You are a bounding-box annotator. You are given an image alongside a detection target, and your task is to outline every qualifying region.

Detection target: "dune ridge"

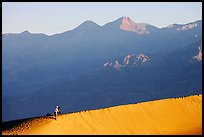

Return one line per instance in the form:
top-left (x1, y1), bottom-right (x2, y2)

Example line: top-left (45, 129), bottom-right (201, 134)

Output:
top-left (2, 94), bottom-right (202, 135)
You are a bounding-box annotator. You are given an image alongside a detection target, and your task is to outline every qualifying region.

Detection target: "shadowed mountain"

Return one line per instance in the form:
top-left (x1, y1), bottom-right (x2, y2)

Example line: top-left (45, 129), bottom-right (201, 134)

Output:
top-left (2, 17), bottom-right (202, 122)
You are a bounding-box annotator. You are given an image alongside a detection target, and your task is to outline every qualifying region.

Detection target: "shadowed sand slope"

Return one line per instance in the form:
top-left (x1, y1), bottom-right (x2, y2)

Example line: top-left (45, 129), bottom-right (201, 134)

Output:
top-left (2, 94), bottom-right (202, 135)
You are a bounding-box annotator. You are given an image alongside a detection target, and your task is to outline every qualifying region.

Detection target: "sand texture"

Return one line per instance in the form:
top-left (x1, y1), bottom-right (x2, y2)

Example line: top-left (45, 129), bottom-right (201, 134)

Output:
top-left (2, 94), bottom-right (202, 135)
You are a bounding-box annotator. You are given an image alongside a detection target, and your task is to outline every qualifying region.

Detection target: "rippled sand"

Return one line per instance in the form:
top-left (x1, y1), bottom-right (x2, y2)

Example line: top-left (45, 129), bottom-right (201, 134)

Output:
top-left (2, 94), bottom-right (202, 135)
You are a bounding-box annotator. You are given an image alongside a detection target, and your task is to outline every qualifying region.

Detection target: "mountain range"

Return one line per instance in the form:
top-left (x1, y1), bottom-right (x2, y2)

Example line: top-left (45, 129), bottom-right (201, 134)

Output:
top-left (2, 17), bottom-right (202, 122)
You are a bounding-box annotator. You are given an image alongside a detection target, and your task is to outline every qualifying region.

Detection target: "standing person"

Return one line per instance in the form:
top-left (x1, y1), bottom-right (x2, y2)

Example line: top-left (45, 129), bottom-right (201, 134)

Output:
top-left (54, 105), bottom-right (59, 120)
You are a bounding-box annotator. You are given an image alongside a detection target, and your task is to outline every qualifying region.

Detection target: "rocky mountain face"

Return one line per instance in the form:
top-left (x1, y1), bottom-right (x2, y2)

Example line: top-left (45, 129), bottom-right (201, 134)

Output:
top-left (176, 22), bottom-right (198, 31)
top-left (2, 17), bottom-right (202, 122)
top-left (192, 46), bottom-right (202, 61)
top-left (119, 17), bottom-right (149, 34)
top-left (104, 53), bottom-right (150, 70)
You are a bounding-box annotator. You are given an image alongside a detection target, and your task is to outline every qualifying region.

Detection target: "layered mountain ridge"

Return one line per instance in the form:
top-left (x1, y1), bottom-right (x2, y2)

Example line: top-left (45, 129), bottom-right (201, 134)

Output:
top-left (3, 17), bottom-right (201, 36)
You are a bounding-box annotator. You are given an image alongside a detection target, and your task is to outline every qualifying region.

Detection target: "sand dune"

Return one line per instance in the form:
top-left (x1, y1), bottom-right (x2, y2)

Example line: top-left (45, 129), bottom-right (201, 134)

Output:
top-left (2, 94), bottom-right (202, 135)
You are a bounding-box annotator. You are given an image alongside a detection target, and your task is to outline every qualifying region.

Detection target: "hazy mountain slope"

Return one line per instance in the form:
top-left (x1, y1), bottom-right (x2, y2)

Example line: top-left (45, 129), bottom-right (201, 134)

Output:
top-left (2, 17), bottom-right (202, 122)
top-left (2, 40), bottom-right (202, 122)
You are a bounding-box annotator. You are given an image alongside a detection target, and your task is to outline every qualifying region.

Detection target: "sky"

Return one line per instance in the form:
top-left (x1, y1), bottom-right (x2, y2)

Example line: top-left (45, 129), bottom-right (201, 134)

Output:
top-left (2, 2), bottom-right (202, 36)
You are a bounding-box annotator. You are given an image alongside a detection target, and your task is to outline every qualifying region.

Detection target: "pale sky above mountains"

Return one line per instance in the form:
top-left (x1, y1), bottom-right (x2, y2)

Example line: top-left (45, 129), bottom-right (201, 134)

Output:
top-left (2, 2), bottom-right (202, 35)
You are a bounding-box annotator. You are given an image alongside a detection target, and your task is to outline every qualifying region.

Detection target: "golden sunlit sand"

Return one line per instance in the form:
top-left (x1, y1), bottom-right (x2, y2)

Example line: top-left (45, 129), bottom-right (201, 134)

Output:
top-left (2, 94), bottom-right (202, 135)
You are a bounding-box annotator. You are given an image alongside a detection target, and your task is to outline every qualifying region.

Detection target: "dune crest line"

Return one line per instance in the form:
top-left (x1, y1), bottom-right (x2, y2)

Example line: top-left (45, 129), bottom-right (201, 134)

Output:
top-left (2, 94), bottom-right (202, 135)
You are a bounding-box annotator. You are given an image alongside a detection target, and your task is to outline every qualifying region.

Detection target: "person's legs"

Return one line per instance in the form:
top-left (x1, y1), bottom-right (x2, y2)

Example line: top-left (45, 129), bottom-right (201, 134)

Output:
top-left (54, 112), bottom-right (57, 120)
